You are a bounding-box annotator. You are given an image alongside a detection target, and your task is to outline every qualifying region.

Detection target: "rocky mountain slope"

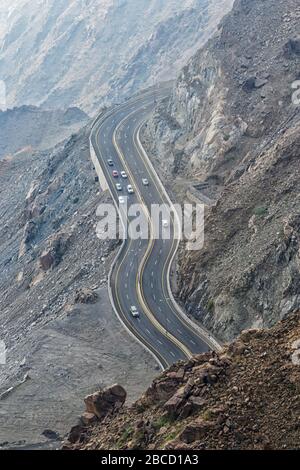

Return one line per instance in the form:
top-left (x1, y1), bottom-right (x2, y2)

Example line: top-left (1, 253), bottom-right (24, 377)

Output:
top-left (0, 105), bottom-right (89, 159)
top-left (0, 119), bottom-right (158, 449)
top-left (142, 0), bottom-right (300, 341)
top-left (0, 0), bottom-right (233, 113)
top-left (64, 311), bottom-right (300, 450)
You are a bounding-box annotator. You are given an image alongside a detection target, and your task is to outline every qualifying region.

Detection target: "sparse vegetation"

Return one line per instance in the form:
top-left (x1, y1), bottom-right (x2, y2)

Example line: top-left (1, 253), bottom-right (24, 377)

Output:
top-left (153, 414), bottom-right (172, 430)
top-left (253, 206), bottom-right (268, 217)
top-left (207, 299), bottom-right (215, 312)
top-left (116, 424), bottom-right (134, 448)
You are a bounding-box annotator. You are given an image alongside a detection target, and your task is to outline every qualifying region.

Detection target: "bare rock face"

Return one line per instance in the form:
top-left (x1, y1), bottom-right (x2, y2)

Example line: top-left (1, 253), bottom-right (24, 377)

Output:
top-left (84, 384), bottom-right (127, 421)
top-left (142, 0), bottom-right (300, 342)
top-left (65, 311), bottom-right (300, 450)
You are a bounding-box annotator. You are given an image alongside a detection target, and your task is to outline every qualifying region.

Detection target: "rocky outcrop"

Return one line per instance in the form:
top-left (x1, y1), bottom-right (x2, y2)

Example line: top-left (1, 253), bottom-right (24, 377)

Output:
top-left (74, 288), bottom-right (98, 304)
top-left (64, 384), bottom-right (127, 447)
top-left (0, 0), bottom-right (233, 113)
top-left (65, 311), bottom-right (300, 450)
top-left (142, 0), bottom-right (300, 341)
top-left (84, 384), bottom-right (127, 421)
top-left (39, 232), bottom-right (71, 272)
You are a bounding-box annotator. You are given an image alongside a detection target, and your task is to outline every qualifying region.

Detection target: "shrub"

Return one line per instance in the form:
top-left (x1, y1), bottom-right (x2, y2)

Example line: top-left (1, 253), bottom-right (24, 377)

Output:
top-left (253, 206), bottom-right (268, 217)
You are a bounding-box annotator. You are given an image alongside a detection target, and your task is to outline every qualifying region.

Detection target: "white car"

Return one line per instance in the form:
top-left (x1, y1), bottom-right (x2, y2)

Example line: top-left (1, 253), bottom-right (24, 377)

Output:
top-left (130, 306), bottom-right (139, 318)
top-left (162, 219), bottom-right (169, 228)
top-left (118, 196), bottom-right (125, 204)
top-left (142, 178), bottom-right (149, 186)
top-left (127, 184), bottom-right (134, 194)
top-left (121, 171), bottom-right (128, 179)
top-left (116, 183), bottom-right (122, 191)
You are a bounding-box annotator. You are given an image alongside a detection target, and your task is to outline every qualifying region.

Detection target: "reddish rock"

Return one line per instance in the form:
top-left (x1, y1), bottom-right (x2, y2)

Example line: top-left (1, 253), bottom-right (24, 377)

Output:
top-left (179, 419), bottom-right (215, 444)
top-left (84, 384), bottom-right (126, 420)
top-left (166, 368), bottom-right (185, 380)
top-left (81, 412), bottom-right (98, 426)
top-left (189, 396), bottom-right (206, 411)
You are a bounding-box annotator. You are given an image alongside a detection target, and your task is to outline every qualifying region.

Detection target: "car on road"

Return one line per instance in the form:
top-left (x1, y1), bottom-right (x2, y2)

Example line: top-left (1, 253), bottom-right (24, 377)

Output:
top-left (130, 306), bottom-right (139, 318)
top-left (118, 196), bottom-right (125, 204)
top-left (112, 170), bottom-right (119, 178)
top-left (116, 183), bottom-right (122, 191)
top-left (162, 219), bottom-right (169, 228)
top-left (120, 171), bottom-right (128, 179)
top-left (107, 159), bottom-right (114, 166)
top-left (142, 178), bottom-right (149, 186)
top-left (127, 184), bottom-right (134, 194)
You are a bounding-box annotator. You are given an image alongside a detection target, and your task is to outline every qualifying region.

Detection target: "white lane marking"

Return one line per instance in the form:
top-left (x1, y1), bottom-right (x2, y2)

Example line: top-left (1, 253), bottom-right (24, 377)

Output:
top-left (146, 329), bottom-right (151, 336)
top-left (151, 271), bottom-right (154, 277)
top-left (153, 294), bottom-right (156, 301)
top-left (126, 294), bottom-right (129, 299)
top-left (157, 340), bottom-right (163, 346)
top-left (170, 351), bottom-right (175, 358)
top-left (177, 329), bottom-right (183, 335)
top-left (125, 283), bottom-right (127, 288)
top-left (190, 340), bottom-right (196, 346)
top-left (126, 272), bottom-right (129, 277)
top-left (155, 259), bottom-right (158, 265)
top-left (151, 283), bottom-right (153, 289)
top-left (167, 318), bottom-right (171, 324)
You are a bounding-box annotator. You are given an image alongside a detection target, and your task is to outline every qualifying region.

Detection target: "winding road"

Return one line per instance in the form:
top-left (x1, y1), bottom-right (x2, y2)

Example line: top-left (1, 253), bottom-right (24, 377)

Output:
top-left (90, 88), bottom-right (221, 369)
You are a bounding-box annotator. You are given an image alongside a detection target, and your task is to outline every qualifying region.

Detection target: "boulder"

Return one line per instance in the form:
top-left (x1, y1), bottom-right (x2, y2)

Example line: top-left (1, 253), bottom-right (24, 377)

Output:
top-left (284, 38), bottom-right (300, 57)
top-left (42, 429), bottom-right (60, 440)
top-left (68, 424), bottom-right (85, 444)
top-left (188, 396), bottom-right (206, 412)
top-left (242, 76), bottom-right (256, 92)
top-left (39, 252), bottom-right (55, 271)
top-left (179, 419), bottom-right (215, 444)
top-left (74, 287), bottom-right (98, 304)
top-left (84, 384), bottom-right (126, 420)
top-left (163, 392), bottom-right (186, 417)
top-left (39, 231), bottom-right (71, 271)
top-left (81, 412), bottom-right (98, 426)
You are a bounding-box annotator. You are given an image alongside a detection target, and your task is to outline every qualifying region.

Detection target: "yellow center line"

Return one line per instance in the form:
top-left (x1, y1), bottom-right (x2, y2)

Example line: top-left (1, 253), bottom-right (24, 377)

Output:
top-left (93, 105), bottom-right (170, 368)
top-left (133, 123), bottom-right (212, 345)
top-left (112, 105), bottom-right (193, 359)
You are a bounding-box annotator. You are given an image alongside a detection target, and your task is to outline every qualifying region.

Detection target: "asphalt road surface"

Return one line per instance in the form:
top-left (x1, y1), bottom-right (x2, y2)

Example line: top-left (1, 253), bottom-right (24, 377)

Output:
top-left (91, 88), bottom-right (216, 369)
